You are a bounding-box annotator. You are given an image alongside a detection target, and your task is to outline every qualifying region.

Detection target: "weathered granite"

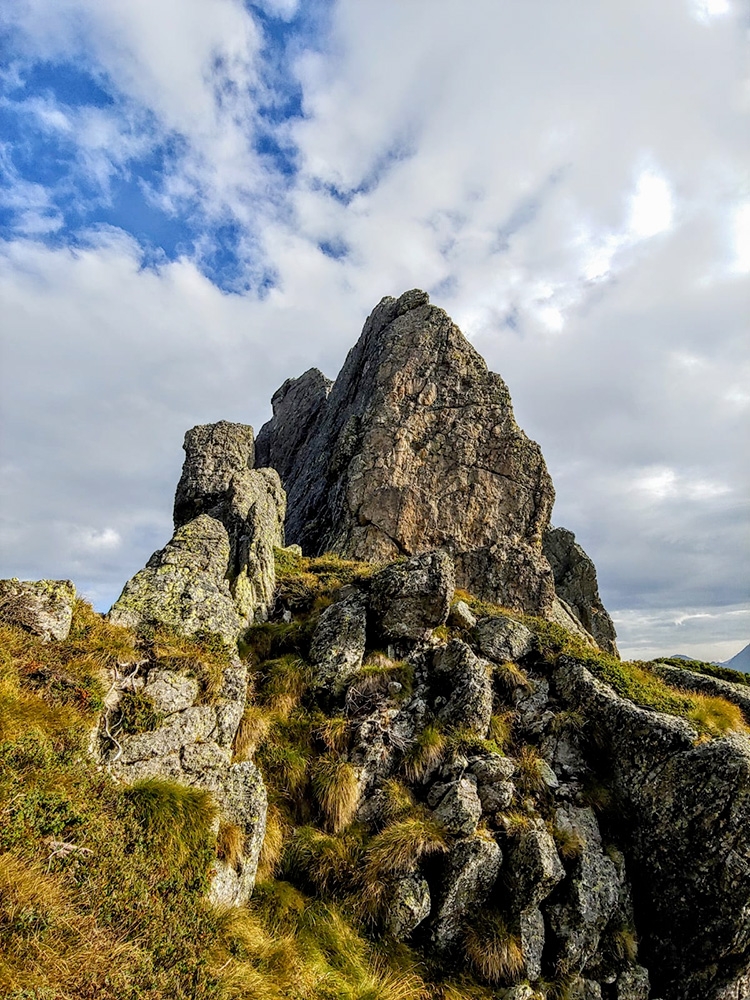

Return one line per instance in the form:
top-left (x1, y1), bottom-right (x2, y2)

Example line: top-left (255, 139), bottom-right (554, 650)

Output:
top-left (0, 578), bottom-right (76, 641)
top-left (108, 515), bottom-right (244, 644)
top-left (544, 527), bottom-right (618, 656)
top-left (258, 289), bottom-right (557, 616)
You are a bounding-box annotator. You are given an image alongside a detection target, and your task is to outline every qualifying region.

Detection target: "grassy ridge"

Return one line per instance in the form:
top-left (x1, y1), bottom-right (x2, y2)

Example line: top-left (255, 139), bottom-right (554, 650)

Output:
top-left (1, 556), bottom-right (746, 998)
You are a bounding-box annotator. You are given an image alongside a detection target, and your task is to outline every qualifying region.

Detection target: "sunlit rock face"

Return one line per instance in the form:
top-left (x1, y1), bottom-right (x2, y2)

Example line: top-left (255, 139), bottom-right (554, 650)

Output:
top-left (257, 288), bottom-right (614, 648)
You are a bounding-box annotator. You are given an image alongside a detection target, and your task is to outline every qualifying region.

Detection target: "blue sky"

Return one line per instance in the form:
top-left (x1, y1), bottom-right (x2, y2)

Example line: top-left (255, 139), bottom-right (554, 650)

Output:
top-left (1, 0), bottom-right (748, 659)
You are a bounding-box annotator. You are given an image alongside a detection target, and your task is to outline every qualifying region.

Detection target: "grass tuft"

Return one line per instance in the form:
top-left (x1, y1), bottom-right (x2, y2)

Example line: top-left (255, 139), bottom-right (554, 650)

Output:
top-left (217, 820), bottom-right (245, 870)
top-left (311, 753), bottom-right (361, 833)
top-left (463, 912), bottom-right (524, 984)
top-left (403, 725), bottom-right (445, 782)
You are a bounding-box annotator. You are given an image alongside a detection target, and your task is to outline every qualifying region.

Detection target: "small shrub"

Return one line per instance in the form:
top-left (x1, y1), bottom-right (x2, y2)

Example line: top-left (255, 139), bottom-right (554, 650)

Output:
top-left (122, 777), bottom-right (217, 868)
top-left (552, 821), bottom-right (584, 861)
top-left (513, 746), bottom-right (547, 796)
top-left (281, 826), bottom-right (363, 896)
top-left (316, 715), bottom-right (351, 753)
top-left (687, 693), bottom-right (746, 737)
top-left (116, 689), bottom-right (162, 734)
top-left (487, 712), bottom-right (514, 751)
top-left (256, 802), bottom-right (289, 880)
top-left (234, 704), bottom-right (272, 761)
top-left (363, 814), bottom-right (449, 881)
top-left (258, 656), bottom-right (309, 717)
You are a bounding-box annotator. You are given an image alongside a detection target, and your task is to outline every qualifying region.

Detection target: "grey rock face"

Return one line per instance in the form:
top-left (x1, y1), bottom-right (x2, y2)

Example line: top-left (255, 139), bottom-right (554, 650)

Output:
top-left (387, 873), bottom-right (431, 938)
top-left (173, 421), bottom-right (255, 528)
top-left (474, 614), bottom-right (535, 664)
top-left (433, 640), bottom-right (493, 736)
top-left (505, 820), bottom-right (565, 911)
top-left (174, 421), bottom-right (285, 624)
top-left (544, 527), bottom-right (618, 656)
top-left (0, 578), bottom-right (76, 641)
top-left (430, 777), bottom-right (482, 836)
top-left (546, 805), bottom-right (621, 973)
top-left (258, 289), bottom-right (557, 616)
top-left (309, 591), bottom-right (368, 693)
top-left (102, 651), bottom-right (266, 906)
top-left (369, 549), bottom-right (454, 641)
top-left (255, 368), bottom-right (333, 484)
top-left (555, 657), bottom-right (750, 999)
top-left (431, 834), bottom-right (502, 951)
top-left (209, 760), bottom-right (268, 907)
top-left (108, 515), bottom-right (244, 644)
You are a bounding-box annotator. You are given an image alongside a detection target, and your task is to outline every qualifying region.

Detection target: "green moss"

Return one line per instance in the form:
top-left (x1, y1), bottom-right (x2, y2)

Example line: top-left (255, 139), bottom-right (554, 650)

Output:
top-left (117, 689), bottom-right (163, 735)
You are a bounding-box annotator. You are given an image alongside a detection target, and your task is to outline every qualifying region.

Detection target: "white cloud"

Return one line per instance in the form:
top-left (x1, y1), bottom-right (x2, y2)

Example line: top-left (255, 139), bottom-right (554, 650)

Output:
top-left (1, 0), bottom-right (748, 659)
top-left (628, 168), bottom-right (675, 239)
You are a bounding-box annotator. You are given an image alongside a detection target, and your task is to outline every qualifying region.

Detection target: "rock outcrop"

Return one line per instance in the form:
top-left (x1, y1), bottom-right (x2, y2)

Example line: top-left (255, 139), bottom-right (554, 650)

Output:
top-left (257, 289), bottom-right (558, 617)
top-left (544, 527), bottom-right (618, 656)
top-left (0, 578), bottom-right (76, 641)
top-left (555, 657), bottom-right (750, 999)
top-left (174, 421), bottom-right (285, 624)
top-left (104, 420), bottom-right (287, 906)
top-left (111, 421), bottom-right (286, 639)
top-left (108, 514), bottom-right (245, 644)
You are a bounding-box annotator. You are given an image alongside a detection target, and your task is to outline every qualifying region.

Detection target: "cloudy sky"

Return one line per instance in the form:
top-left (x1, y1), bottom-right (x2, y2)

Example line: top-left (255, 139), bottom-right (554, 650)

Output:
top-left (1, 0), bottom-right (748, 661)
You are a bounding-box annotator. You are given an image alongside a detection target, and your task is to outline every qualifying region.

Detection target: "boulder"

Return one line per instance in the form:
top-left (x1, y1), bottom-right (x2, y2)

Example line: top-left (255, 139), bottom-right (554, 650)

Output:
top-left (369, 549), bottom-right (454, 641)
top-left (430, 777), bottom-right (483, 836)
top-left (430, 834), bottom-right (503, 951)
top-left (309, 591), bottom-right (367, 693)
top-left (448, 599), bottom-right (477, 630)
top-left (543, 527), bottom-right (618, 656)
top-left (257, 289), bottom-right (557, 616)
top-left (387, 873), bottom-right (431, 939)
top-left (108, 514), bottom-right (244, 644)
top-left (433, 640), bottom-right (493, 736)
top-left (474, 615), bottom-right (535, 664)
top-left (505, 820), bottom-right (565, 911)
top-left (0, 578), bottom-right (76, 641)
top-left (173, 420), bottom-right (255, 527)
top-left (546, 805), bottom-right (622, 973)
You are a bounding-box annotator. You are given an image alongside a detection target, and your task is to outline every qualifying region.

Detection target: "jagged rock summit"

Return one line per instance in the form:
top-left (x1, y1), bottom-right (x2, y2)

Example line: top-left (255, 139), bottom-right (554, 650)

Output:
top-left (257, 289), bottom-right (617, 653)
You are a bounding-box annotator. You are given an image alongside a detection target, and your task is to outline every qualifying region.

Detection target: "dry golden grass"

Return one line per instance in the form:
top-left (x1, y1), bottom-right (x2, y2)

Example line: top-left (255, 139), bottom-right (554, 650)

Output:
top-left (686, 692), bottom-right (747, 737)
top-left (256, 802), bottom-right (290, 881)
top-left (464, 913), bottom-right (524, 984)
top-left (403, 725), bottom-right (445, 782)
top-left (363, 814), bottom-right (449, 882)
top-left (311, 754), bottom-right (361, 833)
top-left (0, 853), bottom-right (137, 999)
top-left (234, 703), bottom-right (273, 761)
top-left (217, 820), bottom-right (246, 870)
top-left (316, 714), bottom-right (351, 753)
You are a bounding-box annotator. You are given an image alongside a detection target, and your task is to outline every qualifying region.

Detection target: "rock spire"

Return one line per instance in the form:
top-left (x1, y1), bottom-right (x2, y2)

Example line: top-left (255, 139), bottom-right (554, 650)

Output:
top-left (257, 288), bottom-right (616, 647)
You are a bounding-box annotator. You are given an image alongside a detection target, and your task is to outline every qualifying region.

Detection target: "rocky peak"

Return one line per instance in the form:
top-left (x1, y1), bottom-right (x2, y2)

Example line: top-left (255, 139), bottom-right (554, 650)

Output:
top-left (257, 289), bottom-right (616, 649)
top-left (258, 288), bottom-right (558, 618)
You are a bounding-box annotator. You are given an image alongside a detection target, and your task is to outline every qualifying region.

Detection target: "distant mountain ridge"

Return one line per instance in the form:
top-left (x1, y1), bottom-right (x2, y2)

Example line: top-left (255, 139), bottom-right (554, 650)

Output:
top-left (669, 643), bottom-right (750, 675)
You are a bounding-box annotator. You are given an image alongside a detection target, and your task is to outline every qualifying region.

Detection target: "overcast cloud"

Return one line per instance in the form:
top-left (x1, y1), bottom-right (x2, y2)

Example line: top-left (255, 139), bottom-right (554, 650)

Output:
top-left (1, 0), bottom-right (748, 661)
